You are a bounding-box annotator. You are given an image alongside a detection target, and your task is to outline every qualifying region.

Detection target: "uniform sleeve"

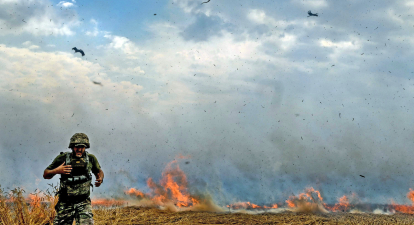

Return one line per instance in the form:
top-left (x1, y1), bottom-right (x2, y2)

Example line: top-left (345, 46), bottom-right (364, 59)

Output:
top-left (46, 154), bottom-right (65, 170)
top-left (89, 154), bottom-right (102, 174)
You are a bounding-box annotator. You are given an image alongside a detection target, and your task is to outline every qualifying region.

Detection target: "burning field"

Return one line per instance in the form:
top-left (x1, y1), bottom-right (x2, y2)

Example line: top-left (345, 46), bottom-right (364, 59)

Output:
top-left (4, 158), bottom-right (414, 224)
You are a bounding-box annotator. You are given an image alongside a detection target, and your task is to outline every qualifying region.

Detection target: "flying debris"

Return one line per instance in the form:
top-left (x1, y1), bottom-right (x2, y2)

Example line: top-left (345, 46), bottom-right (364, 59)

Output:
top-left (307, 10), bottom-right (318, 17)
top-left (92, 81), bottom-right (103, 86)
top-left (360, 175), bottom-right (365, 178)
top-left (72, 47), bottom-right (85, 56)
top-left (201, 0), bottom-right (210, 4)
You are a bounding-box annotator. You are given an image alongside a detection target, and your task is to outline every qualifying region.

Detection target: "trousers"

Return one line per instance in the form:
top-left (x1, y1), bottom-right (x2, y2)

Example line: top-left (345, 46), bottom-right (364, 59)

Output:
top-left (53, 197), bottom-right (94, 225)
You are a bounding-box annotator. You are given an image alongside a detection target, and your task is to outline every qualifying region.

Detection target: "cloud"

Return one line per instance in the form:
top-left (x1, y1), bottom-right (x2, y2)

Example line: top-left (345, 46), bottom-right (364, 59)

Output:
top-left (103, 34), bottom-right (147, 57)
top-left (85, 19), bottom-right (100, 36)
top-left (0, 45), bottom-right (146, 106)
top-left (22, 41), bottom-right (40, 49)
top-left (291, 0), bottom-right (328, 9)
top-left (57, 1), bottom-right (75, 8)
top-left (0, 0), bottom-right (79, 36)
top-left (22, 41), bottom-right (32, 46)
top-left (247, 9), bottom-right (274, 25)
top-left (28, 45), bottom-right (40, 50)
top-left (90, 18), bottom-right (98, 25)
top-left (319, 39), bottom-right (358, 49)
top-left (0, 44), bottom-right (158, 192)
top-left (180, 14), bottom-right (229, 42)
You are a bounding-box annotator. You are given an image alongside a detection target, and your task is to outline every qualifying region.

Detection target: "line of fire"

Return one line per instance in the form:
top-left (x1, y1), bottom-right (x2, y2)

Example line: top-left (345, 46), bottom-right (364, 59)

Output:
top-left (43, 158), bottom-right (414, 214)
top-left (5, 157), bottom-right (414, 217)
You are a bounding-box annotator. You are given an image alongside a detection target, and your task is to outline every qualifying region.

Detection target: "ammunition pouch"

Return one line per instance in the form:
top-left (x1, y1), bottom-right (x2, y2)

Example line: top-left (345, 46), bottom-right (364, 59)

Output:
top-left (58, 152), bottom-right (93, 202)
top-left (59, 175), bottom-right (92, 201)
top-left (65, 174), bottom-right (92, 184)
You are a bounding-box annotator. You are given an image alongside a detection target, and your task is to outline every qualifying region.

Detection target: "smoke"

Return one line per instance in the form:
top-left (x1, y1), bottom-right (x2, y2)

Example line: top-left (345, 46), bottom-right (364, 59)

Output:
top-left (373, 208), bottom-right (393, 215)
top-left (2, 0), bottom-right (414, 210)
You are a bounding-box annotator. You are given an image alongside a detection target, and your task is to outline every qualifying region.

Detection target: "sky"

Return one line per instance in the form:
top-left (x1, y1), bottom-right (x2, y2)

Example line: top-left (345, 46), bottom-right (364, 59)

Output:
top-left (1, 0), bottom-right (414, 206)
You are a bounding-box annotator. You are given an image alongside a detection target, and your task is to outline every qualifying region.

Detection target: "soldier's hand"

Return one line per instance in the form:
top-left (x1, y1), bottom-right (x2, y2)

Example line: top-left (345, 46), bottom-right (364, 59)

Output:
top-left (95, 176), bottom-right (103, 187)
top-left (55, 162), bottom-right (72, 175)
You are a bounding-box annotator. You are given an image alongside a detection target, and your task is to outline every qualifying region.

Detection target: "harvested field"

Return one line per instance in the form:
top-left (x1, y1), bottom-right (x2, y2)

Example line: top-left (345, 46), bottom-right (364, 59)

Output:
top-left (93, 206), bottom-right (414, 225)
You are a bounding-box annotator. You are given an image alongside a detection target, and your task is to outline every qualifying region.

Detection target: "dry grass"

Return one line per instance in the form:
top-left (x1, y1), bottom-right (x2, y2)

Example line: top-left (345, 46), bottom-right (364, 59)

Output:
top-left (2, 186), bottom-right (414, 225)
top-left (0, 185), bottom-right (58, 225)
top-left (93, 206), bottom-right (414, 225)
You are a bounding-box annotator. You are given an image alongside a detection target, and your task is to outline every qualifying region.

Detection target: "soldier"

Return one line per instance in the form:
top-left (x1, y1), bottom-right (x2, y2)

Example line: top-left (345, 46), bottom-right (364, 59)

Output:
top-left (43, 133), bottom-right (104, 225)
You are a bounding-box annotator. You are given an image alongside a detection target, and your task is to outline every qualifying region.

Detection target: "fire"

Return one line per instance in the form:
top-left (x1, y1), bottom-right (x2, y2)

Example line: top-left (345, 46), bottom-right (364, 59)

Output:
top-left (227, 202), bottom-right (261, 209)
top-left (286, 187), bottom-right (324, 208)
top-left (392, 189), bottom-right (414, 214)
top-left (125, 188), bottom-right (146, 198)
top-left (327, 195), bottom-right (350, 212)
top-left (264, 204), bottom-right (279, 209)
top-left (392, 204), bottom-right (414, 214)
top-left (286, 187), bottom-right (328, 213)
top-left (407, 188), bottom-right (414, 202)
top-left (91, 198), bottom-right (126, 207)
top-left (27, 194), bottom-right (43, 208)
top-left (326, 193), bottom-right (359, 212)
top-left (126, 159), bottom-right (199, 207)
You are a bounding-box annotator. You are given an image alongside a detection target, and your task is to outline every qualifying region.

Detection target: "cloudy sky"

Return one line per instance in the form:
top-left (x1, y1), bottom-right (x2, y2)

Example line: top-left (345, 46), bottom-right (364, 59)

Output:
top-left (1, 0), bottom-right (414, 205)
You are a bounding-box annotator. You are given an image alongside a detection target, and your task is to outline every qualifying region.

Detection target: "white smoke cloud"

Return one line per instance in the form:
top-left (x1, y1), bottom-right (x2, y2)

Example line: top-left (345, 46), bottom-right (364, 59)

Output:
top-left (2, 0), bottom-right (414, 206)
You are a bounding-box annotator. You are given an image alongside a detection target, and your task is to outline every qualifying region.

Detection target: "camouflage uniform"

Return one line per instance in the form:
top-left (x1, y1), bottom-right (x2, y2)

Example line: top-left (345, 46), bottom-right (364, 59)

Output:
top-left (54, 198), bottom-right (94, 225)
top-left (46, 133), bottom-right (102, 225)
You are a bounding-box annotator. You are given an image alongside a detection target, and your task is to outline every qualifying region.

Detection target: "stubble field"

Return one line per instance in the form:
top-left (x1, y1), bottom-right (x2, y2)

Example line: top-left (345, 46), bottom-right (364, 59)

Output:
top-left (93, 206), bottom-right (414, 225)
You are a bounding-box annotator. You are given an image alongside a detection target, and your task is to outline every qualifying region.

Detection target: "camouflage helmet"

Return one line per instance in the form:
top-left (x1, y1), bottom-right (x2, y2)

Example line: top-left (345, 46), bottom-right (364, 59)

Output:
top-left (68, 133), bottom-right (90, 149)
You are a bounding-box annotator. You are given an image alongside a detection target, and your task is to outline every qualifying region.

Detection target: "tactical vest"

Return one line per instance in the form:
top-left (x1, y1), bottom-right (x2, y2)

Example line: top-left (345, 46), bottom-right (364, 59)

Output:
top-left (58, 151), bottom-right (93, 202)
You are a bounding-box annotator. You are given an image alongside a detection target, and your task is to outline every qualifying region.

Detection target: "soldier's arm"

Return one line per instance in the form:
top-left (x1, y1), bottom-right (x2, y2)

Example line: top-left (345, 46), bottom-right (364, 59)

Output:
top-left (93, 169), bottom-right (104, 187)
top-left (43, 162), bottom-right (72, 179)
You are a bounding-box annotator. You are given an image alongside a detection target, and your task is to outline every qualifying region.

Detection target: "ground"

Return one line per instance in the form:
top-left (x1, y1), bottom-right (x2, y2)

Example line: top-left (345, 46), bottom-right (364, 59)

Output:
top-left (92, 206), bottom-right (414, 225)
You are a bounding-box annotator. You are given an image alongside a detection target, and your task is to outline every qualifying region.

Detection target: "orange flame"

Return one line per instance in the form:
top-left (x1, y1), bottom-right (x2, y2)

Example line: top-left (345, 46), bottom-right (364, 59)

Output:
top-left (125, 188), bottom-right (146, 198)
top-left (392, 189), bottom-right (414, 214)
top-left (227, 202), bottom-right (260, 209)
top-left (27, 194), bottom-right (43, 208)
top-left (327, 195), bottom-right (350, 212)
top-left (407, 188), bottom-right (414, 203)
top-left (286, 187), bottom-right (324, 208)
top-left (285, 187), bottom-right (328, 213)
top-left (126, 158), bottom-right (198, 207)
